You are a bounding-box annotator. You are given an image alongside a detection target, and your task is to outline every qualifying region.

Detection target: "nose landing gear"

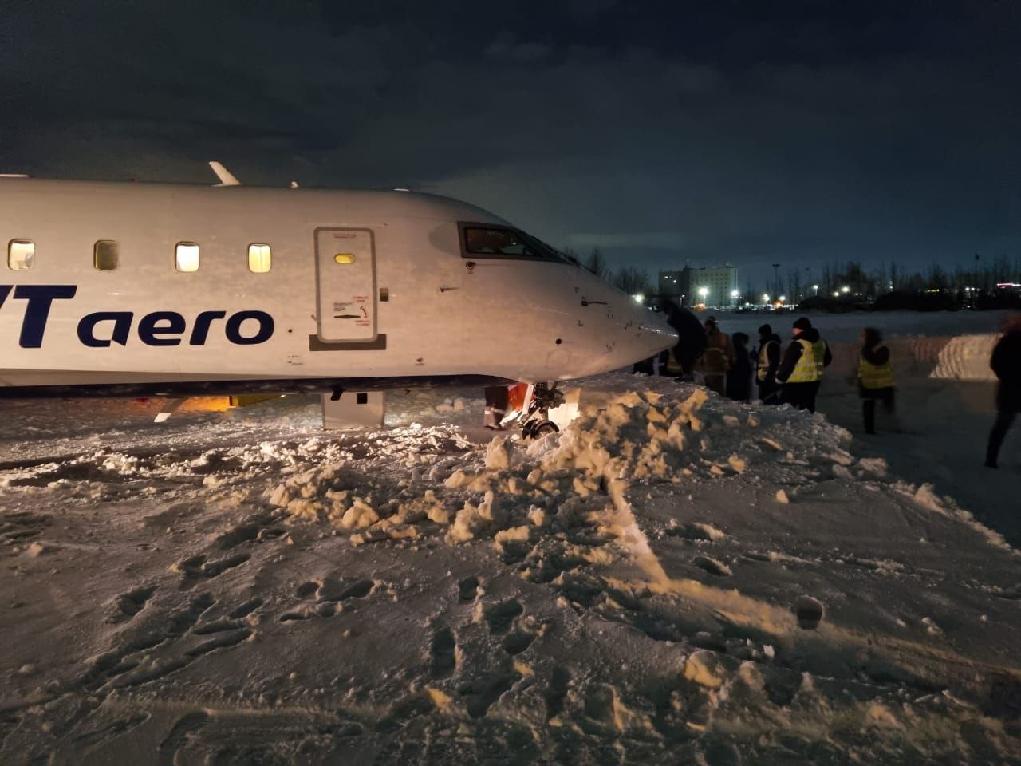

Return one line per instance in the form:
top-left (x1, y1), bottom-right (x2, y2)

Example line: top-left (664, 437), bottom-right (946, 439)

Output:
top-left (520, 382), bottom-right (563, 440)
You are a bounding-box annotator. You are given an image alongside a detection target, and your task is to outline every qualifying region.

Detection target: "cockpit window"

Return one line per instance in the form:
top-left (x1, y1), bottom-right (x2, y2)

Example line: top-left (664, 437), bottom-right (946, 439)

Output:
top-left (460, 224), bottom-right (567, 263)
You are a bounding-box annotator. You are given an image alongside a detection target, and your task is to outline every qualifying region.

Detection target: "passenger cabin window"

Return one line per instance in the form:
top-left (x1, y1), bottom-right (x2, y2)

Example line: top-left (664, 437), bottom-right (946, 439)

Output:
top-left (175, 242), bottom-right (200, 272)
top-left (94, 240), bottom-right (119, 270)
top-left (461, 225), bottom-right (564, 262)
top-left (248, 243), bottom-right (271, 273)
top-left (8, 240), bottom-right (34, 270)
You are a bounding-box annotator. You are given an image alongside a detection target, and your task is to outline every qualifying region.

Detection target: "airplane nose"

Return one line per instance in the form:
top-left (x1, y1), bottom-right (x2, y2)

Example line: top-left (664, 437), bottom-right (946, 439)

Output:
top-left (620, 299), bottom-right (677, 363)
top-left (636, 310), bottom-right (678, 354)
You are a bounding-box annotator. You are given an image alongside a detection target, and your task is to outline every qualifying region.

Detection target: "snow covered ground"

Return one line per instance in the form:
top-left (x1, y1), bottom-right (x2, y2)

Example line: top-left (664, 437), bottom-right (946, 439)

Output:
top-left (1, 314), bottom-right (1019, 764)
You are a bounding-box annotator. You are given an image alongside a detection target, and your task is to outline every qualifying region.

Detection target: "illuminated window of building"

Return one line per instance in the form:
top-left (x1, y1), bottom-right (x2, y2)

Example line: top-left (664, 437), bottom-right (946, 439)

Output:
top-left (8, 240), bottom-right (34, 270)
top-left (93, 240), bottom-right (119, 270)
top-left (175, 242), bottom-right (200, 272)
top-left (248, 243), bottom-right (271, 273)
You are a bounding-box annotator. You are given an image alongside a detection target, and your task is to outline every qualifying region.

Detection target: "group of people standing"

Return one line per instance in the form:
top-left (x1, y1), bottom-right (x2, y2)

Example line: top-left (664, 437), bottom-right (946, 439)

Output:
top-left (648, 302), bottom-right (1021, 468)
top-left (648, 305), bottom-right (894, 427)
top-left (693, 315), bottom-right (837, 415)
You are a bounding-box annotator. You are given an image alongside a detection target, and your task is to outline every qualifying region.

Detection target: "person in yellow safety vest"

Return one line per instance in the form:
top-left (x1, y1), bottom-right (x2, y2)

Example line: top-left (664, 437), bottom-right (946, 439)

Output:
top-left (857, 327), bottom-right (896, 434)
top-left (776, 317), bottom-right (831, 412)
top-left (697, 316), bottom-right (735, 396)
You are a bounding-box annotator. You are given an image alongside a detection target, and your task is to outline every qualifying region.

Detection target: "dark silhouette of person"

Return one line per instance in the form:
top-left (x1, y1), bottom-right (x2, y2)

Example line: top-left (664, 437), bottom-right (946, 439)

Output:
top-left (754, 323), bottom-right (781, 404)
top-left (985, 316), bottom-right (1021, 468)
top-left (655, 298), bottom-right (707, 380)
top-left (726, 332), bottom-right (752, 401)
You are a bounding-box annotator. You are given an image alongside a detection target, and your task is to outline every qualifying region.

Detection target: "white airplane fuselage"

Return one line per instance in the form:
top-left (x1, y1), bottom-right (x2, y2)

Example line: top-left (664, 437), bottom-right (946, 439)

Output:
top-left (0, 178), bottom-right (675, 396)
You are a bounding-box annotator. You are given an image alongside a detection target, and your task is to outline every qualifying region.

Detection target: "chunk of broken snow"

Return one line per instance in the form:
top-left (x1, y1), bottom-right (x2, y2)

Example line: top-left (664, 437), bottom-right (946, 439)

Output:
top-left (683, 650), bottom-right (725, 688)
top-left (857, 457), bottom-right (888, 476)
top-left (337, 499), bottom-right (379, 529)
top-left (493, 525), bottom-right (531, 551)
top-left (426, 687), bottom-right (456, 712)
top-left (864, 703), bottom-right (903, 729)
top-left (727, 454), bottom-right (747, 473)
top-left (444, 470), bottom-right (469, 489)
top-left (426, 505), bottom-right (450, 525)
top-left (268, 484), bottom-right (290, 508)
top-left (921, 617), bottom-right (943, 636)
top-left (832, 464), bottom-right (853, 479)
top-left (827, 449), bottom-right (855, 466)
top-left (485, 436), bottom-right (513, 471)
top-left (447, 491), bottom-right (499, 543)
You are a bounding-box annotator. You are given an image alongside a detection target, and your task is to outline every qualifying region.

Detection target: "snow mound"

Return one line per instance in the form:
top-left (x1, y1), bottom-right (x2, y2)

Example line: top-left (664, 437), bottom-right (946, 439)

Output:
top-left (269, 382), bottom-right (858, 579)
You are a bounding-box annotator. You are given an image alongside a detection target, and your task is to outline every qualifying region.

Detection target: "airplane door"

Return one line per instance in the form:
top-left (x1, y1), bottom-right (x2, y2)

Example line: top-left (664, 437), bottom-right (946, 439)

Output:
top-left (314, 228), bottom-right (377, 342)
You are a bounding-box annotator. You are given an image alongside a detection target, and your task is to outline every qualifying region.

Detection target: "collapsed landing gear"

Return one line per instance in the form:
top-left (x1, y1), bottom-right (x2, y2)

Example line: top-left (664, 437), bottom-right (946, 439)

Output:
top-left (520, 382), bottom-right (563, 440)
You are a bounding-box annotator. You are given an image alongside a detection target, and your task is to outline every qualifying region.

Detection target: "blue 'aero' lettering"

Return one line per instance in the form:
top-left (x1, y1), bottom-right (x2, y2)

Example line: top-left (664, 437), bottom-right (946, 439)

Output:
top-left (0, 285), bottom-right (274, 349)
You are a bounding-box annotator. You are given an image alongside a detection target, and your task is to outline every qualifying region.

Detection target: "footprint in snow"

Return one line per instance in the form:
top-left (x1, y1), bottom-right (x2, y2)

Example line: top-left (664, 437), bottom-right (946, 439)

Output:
top-left (458, 576), bottom-right (480, 602)
top-left (429, 626), bottom-right (457, 678)
top-left (109, 584), bottom-right (157, 622)
top-left (483, 599), bottom-right (523, 635)
top-left (794, 596), bottom-right (824, 630)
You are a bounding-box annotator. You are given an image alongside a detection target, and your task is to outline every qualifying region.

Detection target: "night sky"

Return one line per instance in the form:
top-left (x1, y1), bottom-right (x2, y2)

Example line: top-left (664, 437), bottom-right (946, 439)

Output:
top-left (2, 1), bottom-right (1019, 285)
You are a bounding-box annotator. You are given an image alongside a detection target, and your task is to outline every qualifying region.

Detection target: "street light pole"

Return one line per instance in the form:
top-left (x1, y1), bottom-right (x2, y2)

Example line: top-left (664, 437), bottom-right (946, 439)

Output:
top-left (772, 263), bottom-right (780, 299)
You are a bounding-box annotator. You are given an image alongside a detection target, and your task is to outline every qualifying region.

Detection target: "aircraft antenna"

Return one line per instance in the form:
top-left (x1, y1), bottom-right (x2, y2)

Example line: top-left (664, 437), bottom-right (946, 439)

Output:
top-left (208, 161), bottom-right (241, 187)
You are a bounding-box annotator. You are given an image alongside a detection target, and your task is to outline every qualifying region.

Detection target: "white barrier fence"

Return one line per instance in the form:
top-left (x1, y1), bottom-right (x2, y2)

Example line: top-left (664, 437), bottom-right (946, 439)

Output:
top-left (823, 334), bottom-right (998, 382)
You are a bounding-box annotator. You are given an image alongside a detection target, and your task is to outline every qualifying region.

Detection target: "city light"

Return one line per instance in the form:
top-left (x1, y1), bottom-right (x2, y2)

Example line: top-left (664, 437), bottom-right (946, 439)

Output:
top-left (832, 291), bottom-right (840, 298)
top-left (698, 286), bottom-right (709, 298)
top-left (840, 285), bottom-right (851, 294)
top-left (632, 293), bottom-right (645, 304)
top-left (730, 289), bottom-right (739, 298)
top-left (778, 295), bottom-right (786, 302)
top-left (762, 293), bottom-right (770, 302)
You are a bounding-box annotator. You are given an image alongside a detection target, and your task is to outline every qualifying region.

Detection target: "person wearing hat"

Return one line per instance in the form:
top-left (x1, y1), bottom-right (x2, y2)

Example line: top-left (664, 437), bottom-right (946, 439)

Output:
top-left (754, 323), bottom-right (782, 404)
top-left (654, 298), bottom-right (707, 380)
top-left (697, 316), bottom-right (734, 395)
top-left (776, 317), bottom-right (831, 412)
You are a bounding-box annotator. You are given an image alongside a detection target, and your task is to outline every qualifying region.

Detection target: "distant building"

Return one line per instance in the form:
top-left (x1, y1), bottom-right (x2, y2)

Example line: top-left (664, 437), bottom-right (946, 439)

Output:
top-left (658, 265), bottom-right (739, 307)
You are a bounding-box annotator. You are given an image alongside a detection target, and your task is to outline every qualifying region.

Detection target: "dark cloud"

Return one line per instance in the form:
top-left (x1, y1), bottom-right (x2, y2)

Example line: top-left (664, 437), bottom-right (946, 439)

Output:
top-left (2, 1), bottom-right (1020, 284)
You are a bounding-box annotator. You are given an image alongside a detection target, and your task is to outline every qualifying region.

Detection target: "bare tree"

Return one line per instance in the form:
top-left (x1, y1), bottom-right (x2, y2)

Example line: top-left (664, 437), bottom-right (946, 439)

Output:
top-left (611, 266), bottom-right (651, 295)
top-left (585, 247), bottom-right (609, 278)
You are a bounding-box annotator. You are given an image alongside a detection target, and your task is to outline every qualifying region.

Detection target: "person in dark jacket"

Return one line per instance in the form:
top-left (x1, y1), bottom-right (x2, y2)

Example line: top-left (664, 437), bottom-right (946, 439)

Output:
top-left (985, 316), bottom-right (1021, 468)
top-left (753, 324), bottom-right (781, 404)
top-left (857, 327), bottom-right (896, 434)
top-left (699, 317), bottom-right (735, 395)
top-left (657, 299), bottom-right (707, 380)
top-left (776, 317), bottom-right (831, 412)
top-left (726, 332), bottom-right (752, 401)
